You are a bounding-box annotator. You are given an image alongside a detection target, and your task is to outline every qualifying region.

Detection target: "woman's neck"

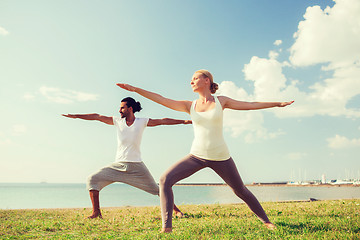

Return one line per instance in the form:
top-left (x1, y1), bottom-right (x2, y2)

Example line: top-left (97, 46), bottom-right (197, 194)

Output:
top-left (198, 91), bottom-right (214, 103)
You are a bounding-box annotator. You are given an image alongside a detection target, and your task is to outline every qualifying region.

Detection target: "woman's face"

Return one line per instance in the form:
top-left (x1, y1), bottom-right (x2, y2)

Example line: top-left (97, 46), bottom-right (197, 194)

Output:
top-left (191, 72), bottom-right (208, 92)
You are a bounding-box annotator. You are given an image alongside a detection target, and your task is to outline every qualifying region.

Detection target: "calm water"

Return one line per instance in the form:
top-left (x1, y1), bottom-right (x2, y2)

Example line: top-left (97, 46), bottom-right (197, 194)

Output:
top-left (1, 183), bottom-right (360, 209)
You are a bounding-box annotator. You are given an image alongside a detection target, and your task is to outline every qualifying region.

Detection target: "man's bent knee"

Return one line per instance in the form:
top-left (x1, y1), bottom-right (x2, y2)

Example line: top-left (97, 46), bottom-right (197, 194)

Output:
top-left (86, 175), bottom-right (100, 191)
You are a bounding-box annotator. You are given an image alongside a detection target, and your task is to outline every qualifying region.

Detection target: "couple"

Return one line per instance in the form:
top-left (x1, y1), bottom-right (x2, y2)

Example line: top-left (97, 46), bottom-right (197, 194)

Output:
top-left (64, 69), bottom-right (293, 233)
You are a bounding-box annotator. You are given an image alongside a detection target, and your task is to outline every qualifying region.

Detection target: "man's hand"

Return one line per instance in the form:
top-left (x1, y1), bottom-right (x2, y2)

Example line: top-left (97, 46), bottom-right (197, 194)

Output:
top-left (62, 114), bottom-right (77, 119)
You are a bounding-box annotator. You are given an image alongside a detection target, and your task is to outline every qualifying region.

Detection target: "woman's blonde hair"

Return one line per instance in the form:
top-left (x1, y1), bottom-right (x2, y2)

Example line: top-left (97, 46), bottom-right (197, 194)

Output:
top-left (195, 69), bottom-right (219, 94)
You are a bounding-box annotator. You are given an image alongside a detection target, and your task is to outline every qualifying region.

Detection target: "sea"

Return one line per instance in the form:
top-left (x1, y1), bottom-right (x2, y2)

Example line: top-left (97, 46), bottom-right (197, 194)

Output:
top-left (1, 183), bottom-right (360, 210)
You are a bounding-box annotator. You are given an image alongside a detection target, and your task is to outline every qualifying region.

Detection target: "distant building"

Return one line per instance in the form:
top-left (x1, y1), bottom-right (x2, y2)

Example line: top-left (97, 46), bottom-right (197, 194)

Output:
top-left (321, 174), bottom-right (326, 184)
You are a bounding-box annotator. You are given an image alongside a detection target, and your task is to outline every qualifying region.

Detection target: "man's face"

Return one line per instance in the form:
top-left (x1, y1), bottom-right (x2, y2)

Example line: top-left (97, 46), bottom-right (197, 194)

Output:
top-left (119, 102), bottom-right (131, 118)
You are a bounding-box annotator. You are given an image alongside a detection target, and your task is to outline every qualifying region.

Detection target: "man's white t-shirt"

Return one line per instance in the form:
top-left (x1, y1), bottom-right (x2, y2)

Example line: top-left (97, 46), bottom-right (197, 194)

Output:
top-left (112, 116), bottom-right (149, 162)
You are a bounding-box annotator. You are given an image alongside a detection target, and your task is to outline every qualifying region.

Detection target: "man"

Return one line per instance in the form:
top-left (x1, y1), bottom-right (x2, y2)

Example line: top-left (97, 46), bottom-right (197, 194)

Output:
top-left (63, 97), bottom-right (190, 218)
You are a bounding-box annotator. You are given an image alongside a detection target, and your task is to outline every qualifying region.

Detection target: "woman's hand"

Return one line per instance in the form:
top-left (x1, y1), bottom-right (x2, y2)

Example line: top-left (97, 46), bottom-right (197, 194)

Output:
top-left (278, 101), bottom-right (294, 107)
top-left (116, 83), bottom-right (136, 92)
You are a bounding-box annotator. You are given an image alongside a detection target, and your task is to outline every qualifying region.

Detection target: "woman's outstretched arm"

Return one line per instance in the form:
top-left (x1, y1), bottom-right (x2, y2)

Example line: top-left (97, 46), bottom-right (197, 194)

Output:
top-left (219, 96), bottom-right (294, 110)
top-left (117, 83), bottom-right (192, 114)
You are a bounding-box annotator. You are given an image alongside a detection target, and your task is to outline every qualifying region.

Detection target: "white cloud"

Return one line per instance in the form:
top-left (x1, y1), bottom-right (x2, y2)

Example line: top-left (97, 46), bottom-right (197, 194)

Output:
top-left (273, 40), bottom-right (282, 46)
top-left (39, 86), bottom-right (98, 104)
top-left (239, 54), bottom-right (360, 119)
top-left (240, 55), bottom-right (307, 119)
top-left (327, 134), bottom-right (360, 149)
top-left (268, 50), bottom-right (279, 59)
top-left (23, 93), bottom-right (35, 100)
top-left (218, 81), bottom-right (285, 142)
top-left (243, 56), bottom-right (288, 100)
top-left (215, 0), bottom-right (360, 140)
top-left (12, 124), bottom-right (27, 135)
top-left (290, 0), bottom-right (360, 118)
top-left (222, 0), bottom-right (360, 119)
top-left (290, 0), bottom-right (360, 68)
top-left (308, 66), bottom-right (360, 118)
top-left (0, 131), bottom-right (11, 145)
top-left (0, 139), bottom-right (12, 145)
top-left (217, 81), bottom-right (250, 101)
top-left (0, 26), bottom-right (9, 36)
top-left (223, 108), bottom-right (285, 142)
top-left (286, 152), bottom-right (307, 160)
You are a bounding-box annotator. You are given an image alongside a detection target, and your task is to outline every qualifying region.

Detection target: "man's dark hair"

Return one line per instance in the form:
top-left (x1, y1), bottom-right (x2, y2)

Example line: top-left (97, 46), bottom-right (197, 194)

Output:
top-left (121, 97), bottom-right (142, 113)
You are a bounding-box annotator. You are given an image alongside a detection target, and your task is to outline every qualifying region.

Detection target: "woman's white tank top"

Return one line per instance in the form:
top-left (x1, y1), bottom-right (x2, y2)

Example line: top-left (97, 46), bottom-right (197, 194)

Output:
top-left (190, 96), bottom-right (230, 161)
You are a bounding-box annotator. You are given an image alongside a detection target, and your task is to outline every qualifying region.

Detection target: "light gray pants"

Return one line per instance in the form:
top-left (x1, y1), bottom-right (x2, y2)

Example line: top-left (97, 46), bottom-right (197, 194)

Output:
top-left (87, 161), bottom-right (159, 195)
top-left (159, 154), bottom-right (271, 228)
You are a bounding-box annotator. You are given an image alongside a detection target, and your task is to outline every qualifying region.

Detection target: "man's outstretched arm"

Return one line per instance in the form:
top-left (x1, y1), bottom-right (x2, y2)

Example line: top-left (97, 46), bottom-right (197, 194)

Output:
top-left (147, 118), bottom-right (192, 127)
top-left (62, 114), bottom-right (114, 125)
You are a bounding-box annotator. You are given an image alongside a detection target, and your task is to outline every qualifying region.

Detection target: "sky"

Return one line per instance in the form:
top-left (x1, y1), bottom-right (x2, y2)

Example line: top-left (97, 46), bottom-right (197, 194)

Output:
top-left (1, 0), bottom-right (359, 184)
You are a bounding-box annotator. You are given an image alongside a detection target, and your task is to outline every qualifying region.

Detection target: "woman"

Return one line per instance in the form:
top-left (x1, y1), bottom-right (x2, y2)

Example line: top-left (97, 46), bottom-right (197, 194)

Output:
top-left (117, 69), bottom-right (294, 232)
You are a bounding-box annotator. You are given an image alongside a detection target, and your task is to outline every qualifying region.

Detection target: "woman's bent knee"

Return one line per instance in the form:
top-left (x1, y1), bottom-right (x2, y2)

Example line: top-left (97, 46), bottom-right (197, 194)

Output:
top-left (159, 174), bottom-right (173, 189)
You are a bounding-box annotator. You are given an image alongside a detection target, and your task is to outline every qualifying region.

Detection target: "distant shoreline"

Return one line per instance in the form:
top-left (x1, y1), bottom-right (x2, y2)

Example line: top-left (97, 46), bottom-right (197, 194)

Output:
top-left (1, 182), bottom-right (358, 187)
top-left (175, 183), bottom-right (360, 187)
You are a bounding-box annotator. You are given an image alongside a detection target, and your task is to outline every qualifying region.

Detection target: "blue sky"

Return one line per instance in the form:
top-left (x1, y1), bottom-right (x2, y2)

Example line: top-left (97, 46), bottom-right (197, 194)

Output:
top-left (1, 0), bottom-right (359, 184)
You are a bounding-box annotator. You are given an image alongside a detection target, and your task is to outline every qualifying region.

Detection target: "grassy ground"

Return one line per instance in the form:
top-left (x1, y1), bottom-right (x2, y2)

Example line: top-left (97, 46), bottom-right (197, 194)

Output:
top-left (1, 199), bottom-right (359, 239)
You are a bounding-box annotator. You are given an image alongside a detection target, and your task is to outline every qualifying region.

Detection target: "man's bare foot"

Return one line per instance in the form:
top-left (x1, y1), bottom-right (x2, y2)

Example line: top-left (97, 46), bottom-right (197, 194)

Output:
top-left (264, 222), bottom-right (276, 230)
top-left (87, 211), bottom-right (102, 219)
top-left (161, 227), bottom-right (172, 233)
top-left (174, 210), bottom-right (184, 218)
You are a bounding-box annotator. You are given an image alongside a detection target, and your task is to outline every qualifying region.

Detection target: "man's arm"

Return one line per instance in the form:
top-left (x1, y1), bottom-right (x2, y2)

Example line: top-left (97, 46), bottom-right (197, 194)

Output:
top-left (147, 118), bottom-right (192, 127)
top-left (62, 114), bottom-right (114, 125)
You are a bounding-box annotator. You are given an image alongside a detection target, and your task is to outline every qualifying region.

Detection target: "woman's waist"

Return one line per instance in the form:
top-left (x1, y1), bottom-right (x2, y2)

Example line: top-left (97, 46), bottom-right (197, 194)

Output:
top-left (192, 130), bottom-right (224, 141)
top-left (190, 143), bottom-right (230, 160)
top-left (191, 137), bottom-right (227, 149)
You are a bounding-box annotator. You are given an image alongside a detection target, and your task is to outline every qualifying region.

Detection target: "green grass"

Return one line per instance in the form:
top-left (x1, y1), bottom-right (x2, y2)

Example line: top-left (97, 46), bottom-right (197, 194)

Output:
top-left (1, 199), bottom-right (359, 239)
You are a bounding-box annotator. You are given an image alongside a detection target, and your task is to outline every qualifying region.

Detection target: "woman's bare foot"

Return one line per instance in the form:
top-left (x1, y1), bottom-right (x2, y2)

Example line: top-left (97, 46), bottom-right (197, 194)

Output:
top-left (174, 210), bottom-right (184, 218)
top-left (161, 227), bottom-right (172, 233)
top-left (264, 222), bottom-right (276, 230)
top-left (87, 210), bottom-right (102, 219)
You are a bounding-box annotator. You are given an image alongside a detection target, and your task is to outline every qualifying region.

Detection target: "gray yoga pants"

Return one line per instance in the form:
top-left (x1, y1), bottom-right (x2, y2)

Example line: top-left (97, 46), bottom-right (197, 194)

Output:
top-left (159, 154), bottom-right (271, 228)
top-left (87, 161), bottom-right (159, 195)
